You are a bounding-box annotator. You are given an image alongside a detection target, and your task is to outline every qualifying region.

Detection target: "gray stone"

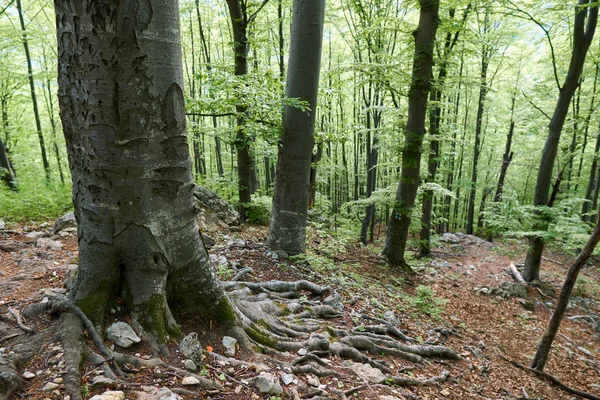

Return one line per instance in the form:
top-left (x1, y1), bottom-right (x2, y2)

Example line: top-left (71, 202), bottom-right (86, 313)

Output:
top-left (431, 259), bottom-right (452, 268)
top-left (106, 322), bottom-right (141, 348)
top-left (227, 238), bottom-right (246, 248)
top-left (324, 292), bottom-right (344, 311)
top-left (26, 231), bottom-right (46, 239)
top-left (42, 382), bottom-right (60, 391)
top-left (89, 391), bottom-right (125, 400)
top-left (274, 250), bottom-right (289, 259)
top-left (23, 371), bottom-right (35, 379)
top-left (346, 362), bottom-right (386, 383)
top-left (179, 332), bottom-right (202, 363)
top-left (252, 373), bottom-right (283, 395)
top-left (383, 310), bottom-right (397, 325)
top-left (181, 376), bottom-right (200, 385)
top-left (184, 359), bottom-right (197, 372)
top-left (54, 212), bottom-right (77, 233)
top-left (501, 282), bottom-right (528, 298)
top-left (0, 220), bottom-right (4, 230)
top-left (281, 373), bottom-right (295, 385)
top-left (440, 233), bottom-right (460, 244)
top-left (91, 376), bottom-right (116, 388)
top-left (306, 375), bottom-right (320, 387)
top-left (36, 238), bottom-right (62, 251)
top-left (135, 386), bottom-right (182, 400)
top-left (193, 187), bottom-right (241, 233)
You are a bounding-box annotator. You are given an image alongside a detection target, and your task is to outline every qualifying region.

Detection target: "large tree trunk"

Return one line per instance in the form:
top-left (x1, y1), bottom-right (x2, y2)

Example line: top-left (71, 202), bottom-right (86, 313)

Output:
top-left (17, 0), bottom-right (50, 182)
top-left (523, 0), bottom-right (598, 282)
top-left (383, 0), bottom-right (439, 270)
top-left (55, 0), bottom-right (235, 352)
top-left (267, 0), bottom-right (325, 255)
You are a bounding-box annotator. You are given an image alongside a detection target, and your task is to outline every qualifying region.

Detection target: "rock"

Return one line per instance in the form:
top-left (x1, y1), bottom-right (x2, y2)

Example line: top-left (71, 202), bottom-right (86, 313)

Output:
top-left (181, 376), bottom-right (200, 385)
top-left (53, 377), bottom-right (63, 384)
top-left (0, 220), bottom-right (4, 230)
top-left (25, 231), bottom-right (46, 239)
top-left (179, 332), bottom-right (202, 363)
top-left (440, 389), bottom-right (451, 397)
top-left (227, 238), bottom-right (246, 248)
top-left (431, 259), bottom-right (452, 268)
top-left (440, 233), bottom-right (460, 244)
top-left (346, 362), bottom-right (386, 384)
top-left (54, 212), bottom-right (77, 233)
top-left (193, 187), bottom-right (241, 232)
top-left (252, 373), bottom-right (283, 395)
top-left (91, 376), bottom-right (117, 388)
top-left (222, 336), bottom-right (237, 357)
top-left (89, 391), bottom-right (125, 400)
top-left (106, 322), bottom-right (141, 348)
top-left (297, 348), bottom-right (307, 356)
top-left (23, 371), bottom-right (35, 379)
top-left (184, 359), bottom-right (197, 372)
top-left (42, 382), bottom-right (60, 391)
top-left (379, 396), bottom-right (403, 400)
top-left (36, 238), bottom-right (62, 251)
top-left (501, 282), bottom-right (528, 298)
top-left (201, 233), bottom-right (216, 248)
top-left (274, 250), bottom-right (289, 259)
top-left (306, 375), bottom-right (320, 387)
top-left (281, 373), bottom-right (295, 385)
top-left (135, 386), bottom-right (182, 400)
top-left (323, 292), bottom-right (344, 311)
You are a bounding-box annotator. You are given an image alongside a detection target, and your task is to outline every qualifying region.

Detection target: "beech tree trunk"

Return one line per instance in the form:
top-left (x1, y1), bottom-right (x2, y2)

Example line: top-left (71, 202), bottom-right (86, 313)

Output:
top-left (0, 135), bottom-right (16, 190)
top-left (383, 0), bottom-right (439, 270)
top-left (267, 0), bottom-right (325, 255)
top-left (524, 0), bottom-right (598, 282)
top-left (55, 0), bottom-right (235, 351)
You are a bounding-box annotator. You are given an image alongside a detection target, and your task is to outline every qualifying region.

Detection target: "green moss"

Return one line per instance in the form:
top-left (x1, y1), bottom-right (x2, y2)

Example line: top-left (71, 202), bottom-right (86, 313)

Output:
top-left (75, 279), bottom-right (116, 330)
top-left (134, 294), bottom-right (169, 345)
top-left (212, 296), bottom-right (237, 324)
top-left (246, 323), bottom-right (277, 348)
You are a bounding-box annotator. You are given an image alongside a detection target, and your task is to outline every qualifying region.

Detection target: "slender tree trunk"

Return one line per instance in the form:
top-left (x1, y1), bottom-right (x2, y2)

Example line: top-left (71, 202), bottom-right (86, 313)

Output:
top-left (0, 135), bottom-right (16, 190)
top-left (524, 0), bottom-right (598, 282)
top-left (575, 62), bottom-right (599, 194)
top-left (583, 131), bottom-right (600, 219)
top-left (55, 0), bottom-right (236, 352)
top-left (17, 0), bottom-right (50, 181)
top-left (309, 143), bottom-right (324, 209)
top-left (466, 17), bottom-right (490, 235)
top-left (267, 0), bottom-right (325, 255)
top-left (42, 48), bottom-right (66, 184)
top-left (383, 0), bottom-right (439, 270)
top-left (531, 211), bottom-right (600, 370)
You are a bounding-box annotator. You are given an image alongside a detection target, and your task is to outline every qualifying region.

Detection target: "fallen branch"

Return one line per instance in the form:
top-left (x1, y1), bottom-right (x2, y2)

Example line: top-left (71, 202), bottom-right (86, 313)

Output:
top-left (542, 256), bottom-right (563, 265)
top-left (509, 360), bottom-right (600, 400)
top-left (7, 306), bottom-right (34, 333)
top-left (509, 263), bottom-right (526, 285)
top-left (386, 370), bottom-right (450, 386)
top-left (0, 333), bottom-right (19, 344)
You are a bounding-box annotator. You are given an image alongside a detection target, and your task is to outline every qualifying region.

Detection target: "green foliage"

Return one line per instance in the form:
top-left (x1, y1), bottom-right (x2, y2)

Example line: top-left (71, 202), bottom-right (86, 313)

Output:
top-left (573, 276), bottom-right (600, 299)
top-left (407, 285), bottom-right (447, 319)
top-left (0, 179), bottom-right (71, 223)
top-left (244, 195), bottom-right (272, 225)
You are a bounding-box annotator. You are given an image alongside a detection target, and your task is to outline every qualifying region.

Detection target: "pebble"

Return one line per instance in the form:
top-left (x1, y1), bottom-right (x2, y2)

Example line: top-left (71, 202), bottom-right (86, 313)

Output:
top-left (182, 376), bottom-right (200, 385)
top-left (297, 348), bottom-right (307, 356)
top-left (53, 377), bottom-right (64, 384)
top-left (23, 371), bottom-right (35, 379)
top-left (184, 359), bottom-right (197, 372)
top-left (440, 389), bottom-right (451, 397)
top-left (42, 382), bottom-right (60, 391)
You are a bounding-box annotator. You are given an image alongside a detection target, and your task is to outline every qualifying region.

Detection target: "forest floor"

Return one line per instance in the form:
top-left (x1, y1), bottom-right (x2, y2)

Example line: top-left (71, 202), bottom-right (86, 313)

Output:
top-left (1, 220), bottom-right (600, 400)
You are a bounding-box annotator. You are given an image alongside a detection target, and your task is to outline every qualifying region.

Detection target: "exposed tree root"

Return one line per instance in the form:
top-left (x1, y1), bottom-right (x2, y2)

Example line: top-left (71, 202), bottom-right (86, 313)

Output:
top-left (7, 306), bottom-right (34, 334)
top-left (0, 333), bottom-right (43, 400)
top-left (509, 359), bottom-right (600, 400)
top-left (224, 278), bottom-right (460, 395)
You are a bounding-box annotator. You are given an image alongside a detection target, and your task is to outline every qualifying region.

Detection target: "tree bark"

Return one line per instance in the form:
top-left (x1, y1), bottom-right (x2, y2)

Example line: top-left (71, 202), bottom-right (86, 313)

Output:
top-left (17, 0), bottom-right (50, 182)
top-left (584, 131), bottom-right (600, 219)
top-left (267, 0), bottom-right (326, 255)
top-left (466, 11), bottom-right (490, 235)
top-left (55, 0), bottom-right (235, 352)
top-left (0, 135), bottom-right (16, 190)
top-left (531, 212), bottom-right (600, 370)
top-left (383, 0), bottom-right (439, 270)
top-left (524, 0), bottom-right (598, 282)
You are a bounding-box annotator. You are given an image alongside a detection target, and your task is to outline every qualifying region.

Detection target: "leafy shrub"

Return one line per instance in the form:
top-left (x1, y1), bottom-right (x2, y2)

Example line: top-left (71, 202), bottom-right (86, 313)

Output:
top-left (245, 195), bottom-right (271, 225)
top-left (407, 285), bottom-right (448, 318)
top-left (0, 180), bottom-right (72, 223)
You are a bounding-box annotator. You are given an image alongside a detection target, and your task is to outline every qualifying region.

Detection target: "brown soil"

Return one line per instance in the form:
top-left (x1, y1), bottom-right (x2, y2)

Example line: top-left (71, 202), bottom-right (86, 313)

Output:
top-left (1, 222), bottom-right (599, 400)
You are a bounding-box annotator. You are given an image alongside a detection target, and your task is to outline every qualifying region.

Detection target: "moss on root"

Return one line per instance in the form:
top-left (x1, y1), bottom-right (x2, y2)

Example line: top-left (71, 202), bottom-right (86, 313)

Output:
top-left (133, 294), bottom-right (181, 345)
top-left (75, 279), bottom-right (116, 331)
top-left (245, 323), bottom-right (277, 348)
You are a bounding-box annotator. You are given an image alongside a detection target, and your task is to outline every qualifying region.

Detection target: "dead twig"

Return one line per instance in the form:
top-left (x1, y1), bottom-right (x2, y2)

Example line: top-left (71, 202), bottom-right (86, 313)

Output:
top-left (0, 333), bottom-right (19, 343)
top-left (542, 256), bottom-right (563, 265)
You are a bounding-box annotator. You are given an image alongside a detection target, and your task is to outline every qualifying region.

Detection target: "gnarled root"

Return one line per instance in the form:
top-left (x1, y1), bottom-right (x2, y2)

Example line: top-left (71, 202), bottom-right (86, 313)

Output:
top-left (225, 279), bottom-right (459, 394)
